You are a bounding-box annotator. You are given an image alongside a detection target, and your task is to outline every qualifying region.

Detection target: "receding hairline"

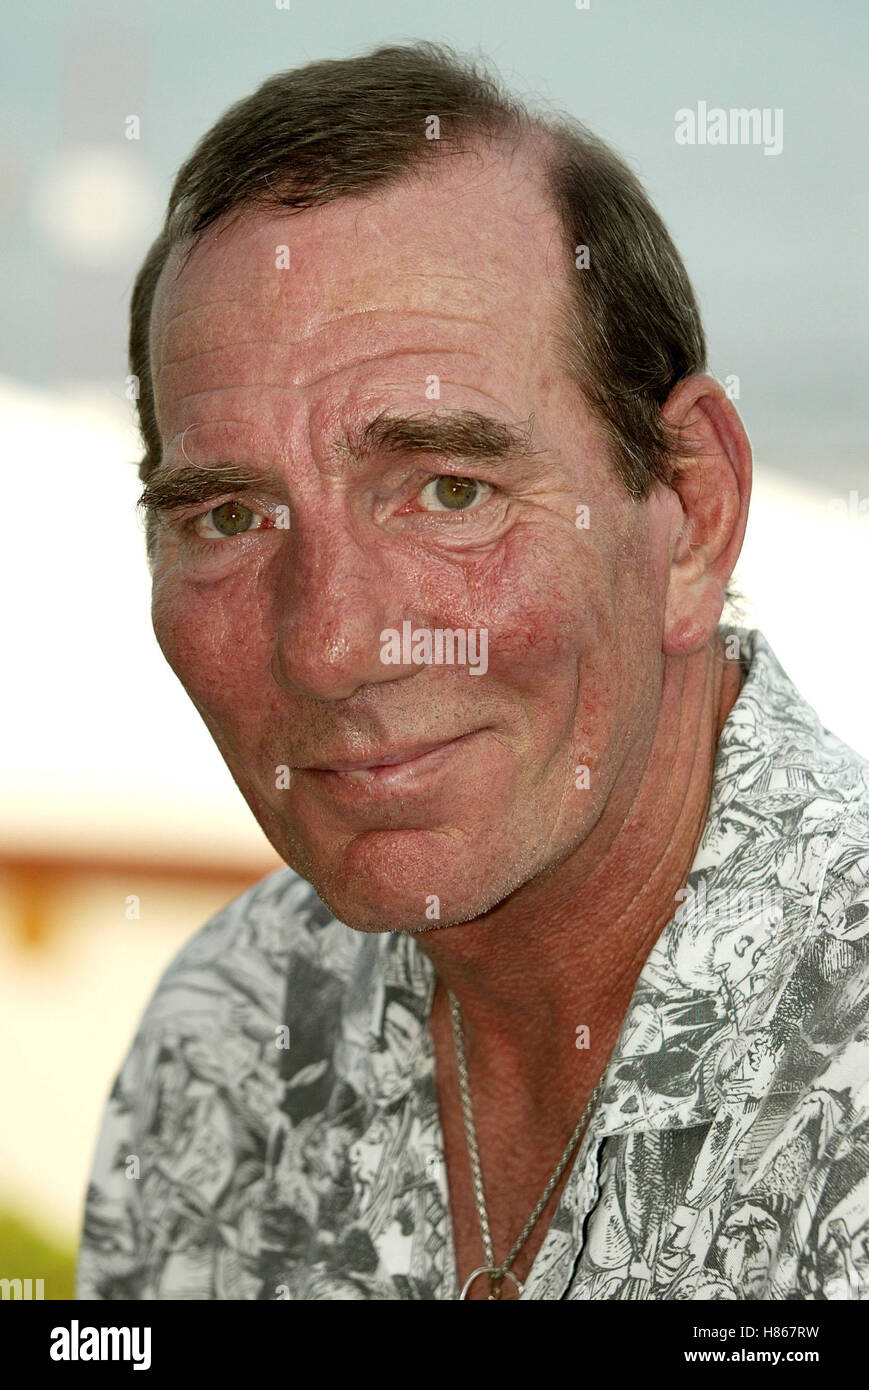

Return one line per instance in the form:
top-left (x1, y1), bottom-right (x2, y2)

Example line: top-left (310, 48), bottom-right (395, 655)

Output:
top-left (154, 117), bottom-right (566, 287)
top-left (144, 124), bottom-right (588, 441)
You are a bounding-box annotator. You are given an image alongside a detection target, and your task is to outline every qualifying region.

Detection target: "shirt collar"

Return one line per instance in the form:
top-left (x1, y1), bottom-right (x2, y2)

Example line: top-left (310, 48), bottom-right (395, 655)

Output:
top-left (591, 627), bottom-right (846, 1137)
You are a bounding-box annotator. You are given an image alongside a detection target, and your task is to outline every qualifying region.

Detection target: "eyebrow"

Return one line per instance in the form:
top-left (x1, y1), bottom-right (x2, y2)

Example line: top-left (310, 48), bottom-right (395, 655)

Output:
top-left (138, 461), bottom-right (279, 517)
top-left (137, 409), bottom-right (541, 517)
top-left (346, 408), bottom-right (539, 467)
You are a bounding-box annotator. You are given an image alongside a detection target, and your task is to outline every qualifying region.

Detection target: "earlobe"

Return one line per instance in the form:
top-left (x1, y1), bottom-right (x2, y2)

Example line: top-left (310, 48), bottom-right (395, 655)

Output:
top-left (663, 576), bottom-right (728, 656)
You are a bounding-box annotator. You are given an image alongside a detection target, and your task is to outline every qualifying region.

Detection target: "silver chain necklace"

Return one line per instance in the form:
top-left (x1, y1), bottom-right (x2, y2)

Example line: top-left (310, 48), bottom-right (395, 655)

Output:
top-left (448, 988), bottom-right (605, 1300)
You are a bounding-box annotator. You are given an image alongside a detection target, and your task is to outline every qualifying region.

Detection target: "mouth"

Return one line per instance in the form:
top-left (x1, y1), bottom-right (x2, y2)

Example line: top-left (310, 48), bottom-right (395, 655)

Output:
top-left (299, 731), bottom-right (483, 793)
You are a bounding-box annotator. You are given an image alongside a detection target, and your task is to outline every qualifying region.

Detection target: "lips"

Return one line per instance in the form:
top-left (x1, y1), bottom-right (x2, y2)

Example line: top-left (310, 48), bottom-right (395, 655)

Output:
top-left (298, 730), bottom-right (482, 794)
top-left (303, 736), bottom-right (470, 775)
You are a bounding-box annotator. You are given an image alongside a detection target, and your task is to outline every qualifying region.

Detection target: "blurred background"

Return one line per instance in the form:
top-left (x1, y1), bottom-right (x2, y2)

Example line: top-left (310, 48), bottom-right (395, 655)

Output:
top-left (1, 0), bottom-right (866, 1298)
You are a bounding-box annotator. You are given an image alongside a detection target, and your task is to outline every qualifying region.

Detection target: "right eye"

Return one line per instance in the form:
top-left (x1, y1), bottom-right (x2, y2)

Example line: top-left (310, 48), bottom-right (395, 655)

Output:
top-left (189, 501), bottom-right (270, 539)
top-left (417, 476), bottom-right (493, 512)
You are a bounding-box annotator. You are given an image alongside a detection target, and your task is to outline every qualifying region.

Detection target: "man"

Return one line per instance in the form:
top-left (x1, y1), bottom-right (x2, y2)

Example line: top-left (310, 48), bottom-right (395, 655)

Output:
top-left (77, 42), bottom-right (869, 1301)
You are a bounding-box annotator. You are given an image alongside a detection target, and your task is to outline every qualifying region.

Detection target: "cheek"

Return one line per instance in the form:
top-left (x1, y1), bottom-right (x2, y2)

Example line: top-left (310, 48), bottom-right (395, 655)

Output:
top-left (150, 569), bottom-right (271, 721)
top-left (475, 527), bottom-right (635, 765)
top-left (464, 522), bottom-right (601, 674)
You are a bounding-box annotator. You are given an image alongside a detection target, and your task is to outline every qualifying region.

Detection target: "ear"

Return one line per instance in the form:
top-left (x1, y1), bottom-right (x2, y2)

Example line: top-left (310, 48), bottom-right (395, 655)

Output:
top-left (661, 373), bottom-right (752, 656)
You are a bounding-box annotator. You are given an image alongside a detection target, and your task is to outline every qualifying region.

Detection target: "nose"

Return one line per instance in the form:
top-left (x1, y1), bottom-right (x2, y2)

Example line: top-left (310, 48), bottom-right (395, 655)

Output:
top-left (270, 520), bottom-right (409, 701)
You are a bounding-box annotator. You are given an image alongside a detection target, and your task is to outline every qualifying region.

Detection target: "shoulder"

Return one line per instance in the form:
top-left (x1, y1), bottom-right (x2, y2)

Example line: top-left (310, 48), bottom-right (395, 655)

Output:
top-left (715, 628), bottom-right (869, 889)
top-left (75, 868), bottom-right (361, 1299)
top-left (127, 865), bottom-right (359, 1038)
top-left (98, 867), bottom-right (367, 1133)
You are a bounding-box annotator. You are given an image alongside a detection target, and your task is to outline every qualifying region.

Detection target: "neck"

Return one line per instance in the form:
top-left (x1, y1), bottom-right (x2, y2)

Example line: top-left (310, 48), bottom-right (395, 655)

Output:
top-left (415, 637), bottom-right (742, 1105)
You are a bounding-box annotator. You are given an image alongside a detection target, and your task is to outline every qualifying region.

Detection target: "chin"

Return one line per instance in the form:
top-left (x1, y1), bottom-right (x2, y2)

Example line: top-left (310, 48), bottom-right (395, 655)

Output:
top-left (293, 844), bottom-right (514, 934)
top-left (270, 808), bottom-right (542, 932)
top-left (306, 874), bottom-right (494, 934)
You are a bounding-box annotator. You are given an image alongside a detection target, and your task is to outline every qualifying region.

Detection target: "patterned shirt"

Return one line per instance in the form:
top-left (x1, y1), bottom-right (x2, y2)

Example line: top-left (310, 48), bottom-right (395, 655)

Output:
top-left (77, 629), bottom-right (869, 1300)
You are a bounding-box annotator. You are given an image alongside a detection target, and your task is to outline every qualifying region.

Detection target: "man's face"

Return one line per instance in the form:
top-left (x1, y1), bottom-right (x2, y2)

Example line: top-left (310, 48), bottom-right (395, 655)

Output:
top-left (715, 1203), bottom-right (780, 1298)
top-left (148, 147), bottom-right (677, 930)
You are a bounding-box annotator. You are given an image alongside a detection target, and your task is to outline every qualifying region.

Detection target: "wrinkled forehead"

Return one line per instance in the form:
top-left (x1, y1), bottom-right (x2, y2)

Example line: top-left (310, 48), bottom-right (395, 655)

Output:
top-left (149, 146), bottom-right (571, 373)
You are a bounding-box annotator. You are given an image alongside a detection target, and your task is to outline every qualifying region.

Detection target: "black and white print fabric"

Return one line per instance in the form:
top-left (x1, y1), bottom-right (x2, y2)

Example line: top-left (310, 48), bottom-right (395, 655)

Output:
top-left (77, 629), bottom-right (869, 1300)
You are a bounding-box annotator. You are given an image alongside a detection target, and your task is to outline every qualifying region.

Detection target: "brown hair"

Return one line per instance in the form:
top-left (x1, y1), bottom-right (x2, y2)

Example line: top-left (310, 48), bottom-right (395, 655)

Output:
top-left (131, 40), bottom-right (706, 500)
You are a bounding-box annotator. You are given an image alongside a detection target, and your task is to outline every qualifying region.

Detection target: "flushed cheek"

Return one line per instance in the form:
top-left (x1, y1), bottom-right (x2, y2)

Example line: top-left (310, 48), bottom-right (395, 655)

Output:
top-left (472, 537), bottom-right (604, 711)
top-left (481, 605), bottom-right (585, 764)
top-left (478, 540), bottom-right (643, 813)
top-left (151, 572), bottom-right (274, 731)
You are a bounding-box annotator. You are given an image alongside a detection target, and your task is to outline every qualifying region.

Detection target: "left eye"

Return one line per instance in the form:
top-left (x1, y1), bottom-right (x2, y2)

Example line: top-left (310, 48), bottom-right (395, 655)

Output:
top-left (193, 501), bottom-right (267, 538)
top-left (418, 476), bottom-right (492, 512)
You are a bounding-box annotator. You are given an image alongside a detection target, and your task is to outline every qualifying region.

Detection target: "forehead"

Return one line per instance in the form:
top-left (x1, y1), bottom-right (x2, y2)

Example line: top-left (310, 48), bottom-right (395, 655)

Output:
top-left (149, 144), bottom-right (570, 399)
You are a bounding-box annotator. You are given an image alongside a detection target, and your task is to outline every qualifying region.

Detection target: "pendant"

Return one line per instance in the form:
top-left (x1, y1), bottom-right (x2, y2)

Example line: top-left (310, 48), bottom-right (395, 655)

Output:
top-left (458, 1266), bottom-right (524, 1300)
